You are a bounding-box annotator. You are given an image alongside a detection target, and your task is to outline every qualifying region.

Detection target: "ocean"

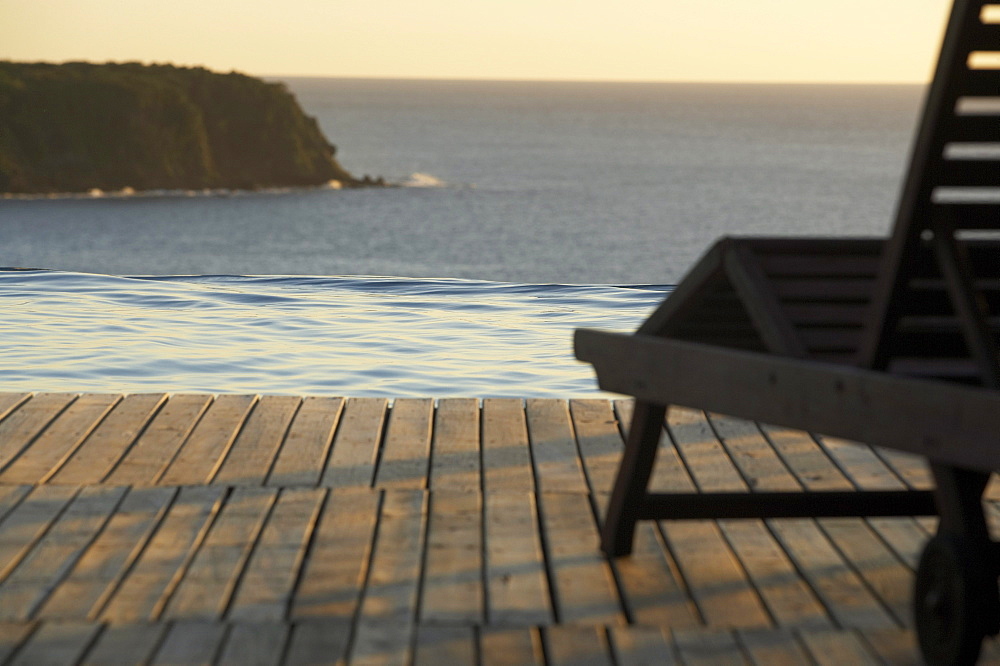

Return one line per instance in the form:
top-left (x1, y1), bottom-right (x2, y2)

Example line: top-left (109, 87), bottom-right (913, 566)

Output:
top-left (0, 79), bottom-right (926, 396)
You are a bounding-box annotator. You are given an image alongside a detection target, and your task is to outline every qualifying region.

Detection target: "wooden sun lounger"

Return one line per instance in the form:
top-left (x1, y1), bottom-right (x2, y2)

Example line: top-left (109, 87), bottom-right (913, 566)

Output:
top-left (575, 1), bottom-right (999, 663)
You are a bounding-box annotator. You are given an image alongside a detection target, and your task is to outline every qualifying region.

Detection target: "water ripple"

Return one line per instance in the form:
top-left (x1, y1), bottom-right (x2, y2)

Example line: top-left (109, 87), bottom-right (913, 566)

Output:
top-left (0, 270), bottom-right (667, 397)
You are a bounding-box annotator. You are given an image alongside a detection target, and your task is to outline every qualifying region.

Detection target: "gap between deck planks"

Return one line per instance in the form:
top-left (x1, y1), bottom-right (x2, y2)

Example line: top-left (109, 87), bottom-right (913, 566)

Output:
top-left (0, 392), bottom-right (993, 664)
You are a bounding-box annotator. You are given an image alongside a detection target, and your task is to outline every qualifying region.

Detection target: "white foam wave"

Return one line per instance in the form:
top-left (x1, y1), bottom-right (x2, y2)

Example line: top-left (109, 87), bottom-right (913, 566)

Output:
top-left (399, 172), bottom-right (448, 188)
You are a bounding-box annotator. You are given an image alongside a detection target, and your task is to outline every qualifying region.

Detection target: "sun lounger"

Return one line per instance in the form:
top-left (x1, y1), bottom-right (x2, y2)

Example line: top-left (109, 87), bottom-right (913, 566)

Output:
top-left (575, 1), bottom-right (999, 663)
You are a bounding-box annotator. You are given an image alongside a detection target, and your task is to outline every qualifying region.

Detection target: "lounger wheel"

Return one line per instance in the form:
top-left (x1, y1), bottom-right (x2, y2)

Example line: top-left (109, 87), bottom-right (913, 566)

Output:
top-left (914, 533), bottom-right (997, 665)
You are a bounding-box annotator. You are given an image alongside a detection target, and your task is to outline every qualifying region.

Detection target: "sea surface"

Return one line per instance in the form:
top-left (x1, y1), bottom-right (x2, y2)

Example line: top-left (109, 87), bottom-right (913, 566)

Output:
top-left (0, 80), bottom-right (927, 396)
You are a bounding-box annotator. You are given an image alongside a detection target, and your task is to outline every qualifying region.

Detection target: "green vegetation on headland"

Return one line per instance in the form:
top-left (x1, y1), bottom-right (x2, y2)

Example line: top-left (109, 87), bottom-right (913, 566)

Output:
top-left (0, 61), bottom-right (383, 194)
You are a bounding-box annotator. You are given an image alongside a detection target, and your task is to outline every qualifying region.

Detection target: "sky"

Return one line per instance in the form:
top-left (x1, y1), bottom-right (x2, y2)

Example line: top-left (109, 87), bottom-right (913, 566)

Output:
top-left (2, 0), bottom-right (955, 83)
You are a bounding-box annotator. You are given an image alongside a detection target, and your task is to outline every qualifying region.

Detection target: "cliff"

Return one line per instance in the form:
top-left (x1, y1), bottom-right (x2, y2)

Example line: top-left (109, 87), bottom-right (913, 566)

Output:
top-left (0, 61), bottom-right (374, 194)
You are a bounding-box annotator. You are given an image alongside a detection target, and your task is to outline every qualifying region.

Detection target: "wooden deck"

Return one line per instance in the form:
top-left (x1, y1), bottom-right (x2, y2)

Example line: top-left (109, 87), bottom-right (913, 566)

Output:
top-left (0, 392), bottom-right (997, 665)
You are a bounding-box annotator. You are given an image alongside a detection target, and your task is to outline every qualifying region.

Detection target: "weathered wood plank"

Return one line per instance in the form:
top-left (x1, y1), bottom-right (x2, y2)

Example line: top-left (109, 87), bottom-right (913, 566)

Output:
top-left (100, 486), bottom-right (225, 623)
top-left (373, 398), bottom-right (432, 489)
top-left (0, 622), bottom-right (36, 664)
top-left (668, 407), bottom-right (745, 492)
top-left (158, 394), bottom-right (257, 486)
top-left (858, 627), bottom-right (921, 666)
top-left (570, 399), bottom-right (624, 495)
top-left (266, 396), bottom-right (343, 487)
top-left (593, 492), bottom-right (699, 628)
top-left (227, 487), bottom-right (324, 622)
top-left (661, 520), bottom-right (771, 628)
top-left (738, 628), bottom-right (812, 665)
top-left (164, 487), bottom-right (276, 620)
top-left (216, 622), bottom-right (289, 666)
top-left (0, 486), bottom-right (79, 583)
top-left (321, 397), bottom-right (388, 489)
top-left (0, 393), bottom-right (31, 422)
top-left (291, 489), bottom-right (380, 619)
top-left (430, 398), bottom-right (480, 491)
top-left (349, 489), bottom-right (427, 666)
top-left (758, 424), bottom-right (853, 491)
top-left (213, 395), bottom-right (301, 486)
top-left (6, 621), bottom-right (101, 666)
top-left (484, 491), bottom-right (553, 626)
top-left (283, 620), bottom-right (352, 666)
top-left (672, 629), bottom-right (749, 666)
top-left (48, 393), bottom-right (166, 485)
top-left (818, 517), bottom-right (913, 627)
top-left (813, 435), bottom-right (907, 491)
top-left (720, 520), bottom-right (831, 629)
top-left (0, 486), bottom-right (125, 621)
top-left (0, 394), bottom-right (119, 484)
top-left (609, 626), bottom-right (677, 666)
top-left (35, 487), bottom-right (174, 620)
top-left (767, 518), bottom-right (896, 629)
top-left (545, 625), bottom-right (613, 666)
top-left (707, 414), bottom-right (799, 492)
top-left (538, 491), bottom-right (623, 625)
top-left (103, 394), bottom-right (212, 485)
top-left (526, 398), bottom-right (588, 493)
top-left (413, 625), bottom-right (477, 666)
top-left (80, 622), bottom-right (168, 666)
top-left (482, 398), bottom-right (534, 492)
top-left (420, 490), bottom-right (483, 624)
top-left (148, 620), bottom-right (227, 666)
top-left (0, 393), bottom-right (76, 474)
top-left (0, 485), bottom-right (32, 525)
top-left (797, 627), bottom-right (880, 665)
top-left (479, 627), bottom-right (544, 666)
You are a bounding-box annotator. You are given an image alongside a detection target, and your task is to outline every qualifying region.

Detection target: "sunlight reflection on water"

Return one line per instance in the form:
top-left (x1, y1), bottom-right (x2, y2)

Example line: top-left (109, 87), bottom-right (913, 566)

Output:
top-left (0, 270), bottom-right (666, 397)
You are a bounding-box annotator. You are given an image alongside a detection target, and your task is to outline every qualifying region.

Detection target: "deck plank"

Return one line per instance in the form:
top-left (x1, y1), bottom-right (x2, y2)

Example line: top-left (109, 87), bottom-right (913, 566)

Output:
top-left (430, 398), bottom-right (481, 491)
top-left (291, 489), bottom-right (380, 619)
top-left (80, 622), bottom-right (167, 666)
top-left (484, 491), bottom-right (553, 626)
top-left (570, 399), bottom-right (624, 496)
top-left (163, 487), bottom-right (276, 620)
top-left (102, 394), bottom-right (212, 485)
top-left (158, 395), bottom-right (257, 486)
top-left (767, 518), bottom-right (897, 629)
top-left (526, 399), bottom-right (588, 493)
top-left (213, 395), bottom-right (301, 486)
top-left (216, 622), bottom-right (289, 666)
top-left (321, 397), bottom-right (387, 489)
top-left (482, 399), bottom-right (534, 492)
top-left (373, 398), bottom-right (432, 490)
top-left (283, 620), bottom-right (352, 665)
top-left (6, 621), bottom-right (101, 666)
top-left (479, 627), bottom-right (544, 666)
top-left (48, 393), bottom-right (166, 485)
top-left (0, 394), bottom-right (119, 484)
top-left (228, 487), bottom-right (325, 621)
top-left (0, 486), bottom-right (80, 583)
top-left (609, 625), bottom-right (678, 666)
top-left (413, 625), bottom-right (477, 666)
top-left (672, 628), bottom-right (749, 665)
top-left (0, 393), bottom-right (77, 474)
top-left (545, 625), bottom-right (614, 665)
top-left (538, 491), bottom-right (623, 625)
top-left (421, 490), bottom-right (483, 624)
top-left (266, 396), bottom-right (343, 487)
top-left (39, 487), bottom-right (176, 619)
top-left (0, 486), bottom-right (125, 621)
top-left (349, 489), bottom-right (427, 666)
top-left (798, 626), bottom-right (880, 665)
top-left (739, 628), bottom-right (811, 665)
top-left (100, 486), bottom-right (225, 623)
top-left (148, 620), bottom-right (228, 666)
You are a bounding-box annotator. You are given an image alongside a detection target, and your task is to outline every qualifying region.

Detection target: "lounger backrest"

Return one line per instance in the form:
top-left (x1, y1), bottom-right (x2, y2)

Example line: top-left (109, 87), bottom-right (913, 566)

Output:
top-left (860, 0), bottom-right (1000, 386)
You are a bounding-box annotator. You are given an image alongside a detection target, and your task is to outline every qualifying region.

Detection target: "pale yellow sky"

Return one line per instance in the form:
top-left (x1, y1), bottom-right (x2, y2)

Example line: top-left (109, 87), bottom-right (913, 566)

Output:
top-left (2, 0), bottom-right (954, 82)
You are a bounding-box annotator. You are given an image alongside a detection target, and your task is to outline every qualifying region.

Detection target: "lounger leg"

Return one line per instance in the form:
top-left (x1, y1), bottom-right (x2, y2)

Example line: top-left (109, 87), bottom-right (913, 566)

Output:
top-left (601, 401), bottom-right (667, 557)
top-left (914, 465), bottom-right (998, 665)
